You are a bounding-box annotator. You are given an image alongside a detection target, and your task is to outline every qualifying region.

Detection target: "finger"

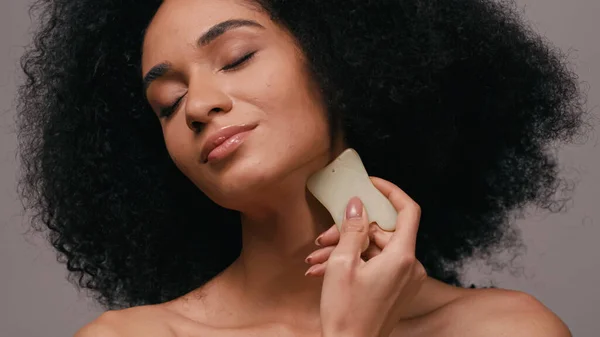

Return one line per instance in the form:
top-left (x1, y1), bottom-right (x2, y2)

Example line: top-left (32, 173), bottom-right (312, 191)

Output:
top-left (305, 261), bottom-right (327, 277)
top-left (315, 224), bottom-right (340, 247)
top-left (361, 243), bottom-right (383, 261)
top-left (369, 223), bottom-right (392, 250)
top-left (413, 260), bottom-right (428, 282)
top-left (370, 177), bottom-right (421, 253)
top-left (305, 245), bottom-right (336, 265)
top-left (329, 197), bottom-right (370, 261)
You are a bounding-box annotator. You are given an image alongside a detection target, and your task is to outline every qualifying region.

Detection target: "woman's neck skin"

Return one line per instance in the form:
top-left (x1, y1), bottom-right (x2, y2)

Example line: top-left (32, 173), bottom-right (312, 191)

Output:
top-left (220, 140), bottom-right (338, 327)
top-left (232, 187), bottom-right (333, 324)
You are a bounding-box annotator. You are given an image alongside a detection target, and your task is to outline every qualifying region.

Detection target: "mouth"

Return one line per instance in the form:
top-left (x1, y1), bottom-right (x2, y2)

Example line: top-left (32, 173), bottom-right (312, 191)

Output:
top-left (201, 123), bottom-right (258, 164)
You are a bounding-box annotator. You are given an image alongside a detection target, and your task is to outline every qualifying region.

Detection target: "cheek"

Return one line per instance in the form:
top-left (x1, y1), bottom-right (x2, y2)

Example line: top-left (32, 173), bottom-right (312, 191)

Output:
top-left (251, 63), bottom-right (330, 149)
top-left (271, 82), bottom-right (329, 153)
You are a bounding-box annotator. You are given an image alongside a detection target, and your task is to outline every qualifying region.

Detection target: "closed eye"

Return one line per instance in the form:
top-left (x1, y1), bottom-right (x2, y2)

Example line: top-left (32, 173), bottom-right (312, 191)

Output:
top-left (158, 94), bottom-right (186, 119)
top-left (222, 51), bottom-right (256, 71)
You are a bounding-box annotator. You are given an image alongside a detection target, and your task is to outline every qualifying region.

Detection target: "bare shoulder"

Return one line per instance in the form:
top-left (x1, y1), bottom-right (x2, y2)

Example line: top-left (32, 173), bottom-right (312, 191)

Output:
top-left (396, 288), bottom-right (571, 337)
top-left (452, 288), bottom-right (570, 336)
top-left (73, 305), bottom-right (181, 337)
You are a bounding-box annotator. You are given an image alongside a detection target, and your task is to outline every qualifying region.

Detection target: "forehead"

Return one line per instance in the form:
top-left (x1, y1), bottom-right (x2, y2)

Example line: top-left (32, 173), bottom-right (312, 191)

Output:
top-left (141, 0), bottom-right (267, 72)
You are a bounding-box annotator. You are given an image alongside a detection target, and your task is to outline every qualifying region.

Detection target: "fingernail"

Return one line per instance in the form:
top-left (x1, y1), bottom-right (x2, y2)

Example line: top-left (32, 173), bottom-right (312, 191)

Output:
top-left (305, 253), bottom-right (315, 264)
top-left (304, 265), bottom-right (318, 276)
top-left (314, 235), bottom-right (323, 246)
top-left (345, 197), bottom-right (363, 219)
top-left (369, 222), bottom-right (378, 232)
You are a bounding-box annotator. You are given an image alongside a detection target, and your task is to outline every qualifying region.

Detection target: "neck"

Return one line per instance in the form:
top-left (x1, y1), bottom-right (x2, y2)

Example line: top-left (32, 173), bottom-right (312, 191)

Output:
top-left (226, 181), bottom-right (332, 326)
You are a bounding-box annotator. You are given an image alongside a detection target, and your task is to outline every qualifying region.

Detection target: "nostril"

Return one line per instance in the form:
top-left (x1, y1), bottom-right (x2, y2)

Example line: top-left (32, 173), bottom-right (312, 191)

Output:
top-left (208, 107), bottom-right (223, 115)
top-left (191, 121), bottom-right (205, 132)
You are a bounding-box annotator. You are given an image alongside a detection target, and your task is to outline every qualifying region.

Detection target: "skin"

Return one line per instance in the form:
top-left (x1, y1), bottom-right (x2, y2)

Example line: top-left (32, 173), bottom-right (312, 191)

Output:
top-left (75, 0), bottom-right (572, 336)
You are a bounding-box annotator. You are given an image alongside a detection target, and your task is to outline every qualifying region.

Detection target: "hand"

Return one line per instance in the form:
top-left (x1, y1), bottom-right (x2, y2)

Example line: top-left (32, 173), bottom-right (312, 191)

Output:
top-left (305, 216), bottom-right (393, 270)
top-left (306, 177), bottom-right (427, 337)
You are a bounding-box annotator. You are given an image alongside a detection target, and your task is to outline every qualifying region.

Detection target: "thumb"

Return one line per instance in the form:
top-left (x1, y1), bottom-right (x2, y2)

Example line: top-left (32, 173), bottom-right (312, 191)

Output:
top-left (334, 197), bottom-right (370, 256)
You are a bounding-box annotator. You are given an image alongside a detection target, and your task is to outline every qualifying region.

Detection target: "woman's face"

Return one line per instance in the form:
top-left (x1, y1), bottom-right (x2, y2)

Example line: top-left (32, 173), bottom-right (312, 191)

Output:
top-left (141, 0), bottom-right (335, 210)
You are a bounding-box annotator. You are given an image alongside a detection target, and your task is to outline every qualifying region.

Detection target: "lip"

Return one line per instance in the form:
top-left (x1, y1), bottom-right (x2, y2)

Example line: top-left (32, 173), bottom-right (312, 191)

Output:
top-left (201, 123), bottom-right (258, 163)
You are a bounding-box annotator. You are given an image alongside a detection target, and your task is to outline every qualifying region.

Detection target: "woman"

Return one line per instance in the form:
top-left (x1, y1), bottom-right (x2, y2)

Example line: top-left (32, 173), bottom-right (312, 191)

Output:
top-left (16, 0), bottom-right (586, 336)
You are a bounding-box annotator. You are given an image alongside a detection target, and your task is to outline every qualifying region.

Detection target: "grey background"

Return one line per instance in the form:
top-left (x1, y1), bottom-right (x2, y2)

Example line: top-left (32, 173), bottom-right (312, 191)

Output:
top-left (1, 0), bottom-right (598, 336)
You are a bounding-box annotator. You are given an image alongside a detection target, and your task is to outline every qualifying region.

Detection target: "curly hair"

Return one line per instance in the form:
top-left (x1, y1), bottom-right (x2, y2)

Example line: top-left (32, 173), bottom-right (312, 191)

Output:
top-left (16, 0), bottom-right (587, 309)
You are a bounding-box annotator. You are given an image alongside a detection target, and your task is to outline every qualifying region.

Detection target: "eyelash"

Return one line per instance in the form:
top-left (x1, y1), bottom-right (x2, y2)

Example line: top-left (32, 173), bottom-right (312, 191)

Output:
top-left (158, 51), bottom-right (257, 119)
top-left (223, 51), bottom-right (256, 71)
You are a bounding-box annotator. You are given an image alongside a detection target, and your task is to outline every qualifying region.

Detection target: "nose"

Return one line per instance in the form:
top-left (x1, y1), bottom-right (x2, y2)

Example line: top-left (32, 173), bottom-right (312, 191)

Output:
top-left (184, 76), bottom-right (233, 133)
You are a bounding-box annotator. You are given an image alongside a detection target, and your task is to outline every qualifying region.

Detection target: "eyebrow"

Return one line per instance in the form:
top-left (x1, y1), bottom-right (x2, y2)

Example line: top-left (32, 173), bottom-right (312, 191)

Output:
top-left (142, 19), bottom-right (265, 92)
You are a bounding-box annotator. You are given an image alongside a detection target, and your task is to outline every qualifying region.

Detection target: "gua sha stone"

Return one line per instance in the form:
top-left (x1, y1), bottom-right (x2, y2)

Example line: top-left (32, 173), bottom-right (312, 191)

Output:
top-left (307, 148), bottom-right (397, 232)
